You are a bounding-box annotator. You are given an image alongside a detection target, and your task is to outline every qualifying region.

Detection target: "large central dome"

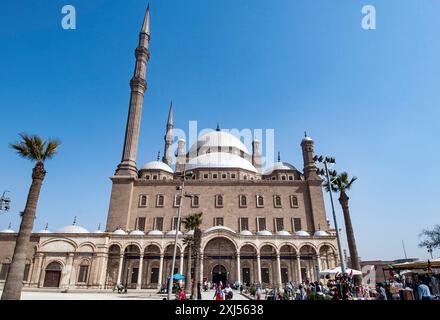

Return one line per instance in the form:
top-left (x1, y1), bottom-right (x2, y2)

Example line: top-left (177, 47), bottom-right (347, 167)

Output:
top-left (186, 152), bottom-right (257, 172)
top-left (188, 131), bottom-right (250, 158)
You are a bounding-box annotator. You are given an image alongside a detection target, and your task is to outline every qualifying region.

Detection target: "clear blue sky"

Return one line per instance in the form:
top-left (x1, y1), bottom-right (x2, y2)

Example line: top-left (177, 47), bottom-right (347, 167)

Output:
top-left (1, 0), bottom-right (439, 261)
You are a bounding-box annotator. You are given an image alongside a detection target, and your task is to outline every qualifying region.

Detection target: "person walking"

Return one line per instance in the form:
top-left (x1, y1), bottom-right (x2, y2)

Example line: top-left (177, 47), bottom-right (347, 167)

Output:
top-left (213, 283), bottom-right (224, 300)
top-left (417, 281), bottom-right (432, 300)
top-left (177, 288), bottom-right (186, 300)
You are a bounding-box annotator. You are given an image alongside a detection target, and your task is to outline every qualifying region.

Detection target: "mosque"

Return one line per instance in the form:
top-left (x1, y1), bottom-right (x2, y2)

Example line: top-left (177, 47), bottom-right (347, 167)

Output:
top-left (0, 5), bottom-right (339, 290)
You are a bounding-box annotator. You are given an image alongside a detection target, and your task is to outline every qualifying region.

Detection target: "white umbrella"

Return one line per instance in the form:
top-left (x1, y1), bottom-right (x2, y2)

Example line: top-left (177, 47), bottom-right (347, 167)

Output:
top-left (319, 266), bottom-right (362, 276)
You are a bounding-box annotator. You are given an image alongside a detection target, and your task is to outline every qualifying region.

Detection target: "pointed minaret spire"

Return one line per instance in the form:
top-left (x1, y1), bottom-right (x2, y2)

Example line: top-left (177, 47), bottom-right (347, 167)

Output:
top-left (141, 4), bottom-right (150, 36)
top-left (162, 101), bottom-right (173, 165)
top-left (115, 3), bottom-right (151, 176)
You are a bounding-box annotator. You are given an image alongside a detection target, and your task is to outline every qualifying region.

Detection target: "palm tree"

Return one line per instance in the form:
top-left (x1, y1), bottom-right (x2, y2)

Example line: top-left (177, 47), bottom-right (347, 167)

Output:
top-left (326, 172), bottom-right (361, 285)
top-left (1, 134), bottom-right (60, 300)
top-left (182, 212), bottom-right (203, 299)
top-left (182, 236), bottom-right (194, 295)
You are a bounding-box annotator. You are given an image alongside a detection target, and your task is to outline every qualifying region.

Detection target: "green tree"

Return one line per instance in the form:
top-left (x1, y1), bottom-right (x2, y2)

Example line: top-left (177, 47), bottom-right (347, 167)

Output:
top-left (326, 172), bottom-right (361, 285)
top-left (419, 224), bottom-right (440, 256)
top-left (1, 134), bottom-right (60, 300)
top-left (181, 212), bottom-right (203, 299)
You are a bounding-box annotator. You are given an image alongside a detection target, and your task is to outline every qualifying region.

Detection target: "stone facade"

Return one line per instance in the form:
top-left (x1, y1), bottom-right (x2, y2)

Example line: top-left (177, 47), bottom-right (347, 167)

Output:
top-left (0, 5), bottom-right (341, 291)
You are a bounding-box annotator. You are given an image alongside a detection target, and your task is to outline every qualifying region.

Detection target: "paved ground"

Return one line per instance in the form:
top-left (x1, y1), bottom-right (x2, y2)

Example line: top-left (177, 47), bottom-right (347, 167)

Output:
top-left (0, 289), bottom-right (249, 300)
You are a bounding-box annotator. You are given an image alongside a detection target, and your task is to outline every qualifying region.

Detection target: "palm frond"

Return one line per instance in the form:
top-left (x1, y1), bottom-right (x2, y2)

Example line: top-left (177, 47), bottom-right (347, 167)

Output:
top-left (10, 133), bottom-right (60, 163)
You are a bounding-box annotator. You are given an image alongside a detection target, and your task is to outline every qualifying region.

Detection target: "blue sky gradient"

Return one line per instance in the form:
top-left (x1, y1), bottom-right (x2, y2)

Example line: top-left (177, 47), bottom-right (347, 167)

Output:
top-left (1, 0), bottom-right (439, 261)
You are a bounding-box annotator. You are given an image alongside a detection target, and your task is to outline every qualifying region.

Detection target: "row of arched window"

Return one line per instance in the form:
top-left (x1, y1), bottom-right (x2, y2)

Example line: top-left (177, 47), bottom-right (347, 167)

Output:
top-left (138, 194), bottom-right (299, 209)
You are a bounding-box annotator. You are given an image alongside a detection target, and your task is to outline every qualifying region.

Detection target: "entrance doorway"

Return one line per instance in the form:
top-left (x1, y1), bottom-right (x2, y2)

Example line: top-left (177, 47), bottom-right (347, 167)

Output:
top-left (43, 261), bottom-right (62, 288)
top-left (212, 265), bottom-right (227, 285)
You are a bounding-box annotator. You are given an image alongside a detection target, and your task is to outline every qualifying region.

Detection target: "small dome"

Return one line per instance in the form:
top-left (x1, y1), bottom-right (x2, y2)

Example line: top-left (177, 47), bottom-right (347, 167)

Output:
top-left (239, 230), bottom-right (253, 236)
top-left (264, 162), bottom-right (297, 175)
top-left (276, 230), bottom-right (291, 236)
top-left (148, 230), bottom-right (164, 236)
top-left (204, 226), bottom-right (236, 234)
top-left (166, 229), bottom-right (183, 236)
top-left (0, 227), bottom-right (14, 234)
top-left (314, 230), bottom-right (329, 237)
top-left (112, 228), bottom-right (128, 235)
top-left (56, 225), bottom-right (89, 234)
top-left (185, 230), bottom-right (195, 236)
top-left (141, 160), bottom-right (173, 173)
top-left (129, 230), bottom-right (145, 236)
top-left (37, 229), bottom-right (52, 234)
top-left (302, 136), bottom-right (313, 143)
top-left (295, 230), bottom-right (311, 237)
top-left (257, 230), bottom-right (273, 236)
top-left (94, 230), bottom-right (104, 234)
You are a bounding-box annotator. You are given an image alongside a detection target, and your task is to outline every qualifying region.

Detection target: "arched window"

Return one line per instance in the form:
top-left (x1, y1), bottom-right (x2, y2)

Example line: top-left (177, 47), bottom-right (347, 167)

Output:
top-left (274, 195), bottom-right (282, 208)
top-left (215, 195), bottom-right (224, 207)
top-left (156, 194), bottom-right (164, 207)
top-left (192, 195), bottom-right (200, 207)
top-left (256, 194), bottom-right (264, 207)
top-left (138, 194), bottom-right (148, 207)
top-left (239, 195), bottom-right (247, 208)
top-left (290, 195), bottom-right (299, 208)
top-left (77, 260), bottom-right (90, 283)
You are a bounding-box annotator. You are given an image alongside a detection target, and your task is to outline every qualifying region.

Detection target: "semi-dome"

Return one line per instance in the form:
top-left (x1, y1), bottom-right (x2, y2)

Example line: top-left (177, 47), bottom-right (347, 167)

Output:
top-left (188, 131), bottom-right (250, 157)
top-left (141, 160), bottom-right (173, 173)
top-left (295, 230), bottom-right (311, 237)
top-left (112, 228), bottom-right (128, 235)
top-left (166, 229), bottom-right (183, 236)
top-left (148, 230), bottom-right (164, 236)
top-left (239, 230), bottom-right (253, 236)
top-left (314, 230), bottom-right (329, 237)
top-left (264, 162), bottom-right (297, 175)
top-left (186, 152), bottom-right (257, 173)
top-left (257, 230), bottom-right (273, 236)
top-left (129, 230), bottom-right (145, 236)
top-left (56, 225), bottom-right (89, 234)
top-left (276, 230), bottom-right (291, 236)
top-left (204, 226), bottom-right (236, 234)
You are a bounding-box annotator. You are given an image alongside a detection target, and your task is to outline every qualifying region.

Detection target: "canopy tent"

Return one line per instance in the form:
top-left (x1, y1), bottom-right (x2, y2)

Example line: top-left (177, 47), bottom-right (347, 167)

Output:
top-left (384, 258), bottom-right (440, 271)
top-left (319, 266), bottom-right (362, 276)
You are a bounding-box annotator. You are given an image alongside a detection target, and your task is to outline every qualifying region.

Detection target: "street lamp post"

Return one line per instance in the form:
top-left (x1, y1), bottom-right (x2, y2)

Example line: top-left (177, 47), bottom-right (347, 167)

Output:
top-left (314, 156), bottom-right (346, 273)
top-left (0, 191), bottom-right (11, 212)
top-left (427, 245), bottom-right (433, 259)
top-left (167, 166), bottom-right (194, 300)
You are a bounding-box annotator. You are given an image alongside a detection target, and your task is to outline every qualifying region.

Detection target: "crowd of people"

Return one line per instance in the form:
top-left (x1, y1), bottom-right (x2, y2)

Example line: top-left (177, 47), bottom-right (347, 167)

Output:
top-left (114, 271), bottom-right (440, 301)
top-left (239, 272), bottom-right (439, 300)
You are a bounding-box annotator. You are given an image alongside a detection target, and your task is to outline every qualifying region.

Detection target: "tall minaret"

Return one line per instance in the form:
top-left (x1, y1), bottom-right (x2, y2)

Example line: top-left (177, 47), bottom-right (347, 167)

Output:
top-left (301, 133), bottom-right (319, 180)
top-left (115, 4), bottom-right (150, 176)
top-left (162, 101), bottom-right (173, 165)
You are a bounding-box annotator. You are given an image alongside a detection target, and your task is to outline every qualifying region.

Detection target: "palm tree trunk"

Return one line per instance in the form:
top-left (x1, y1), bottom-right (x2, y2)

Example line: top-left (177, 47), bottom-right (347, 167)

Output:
top-left (339, 191), bottom-right (362, 286)
top-left (185, 245), bottom-right (192, 295)
top-left (192, 228), bottom-right (202, 299)
top-left (1, 163), bottom-right (46, 300)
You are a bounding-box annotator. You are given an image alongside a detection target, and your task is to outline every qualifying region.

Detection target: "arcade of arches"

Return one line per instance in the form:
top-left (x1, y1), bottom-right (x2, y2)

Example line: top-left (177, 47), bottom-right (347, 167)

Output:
top-left (104, 237), bottom-right (338, 289)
